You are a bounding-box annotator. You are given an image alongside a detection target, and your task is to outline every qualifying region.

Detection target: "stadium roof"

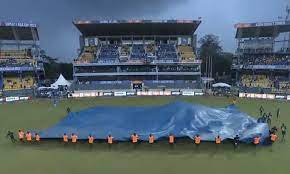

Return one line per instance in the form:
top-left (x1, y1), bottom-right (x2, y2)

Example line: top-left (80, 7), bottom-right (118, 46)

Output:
top-left (0, 22), bottom-right (39, 41)
top-left (235, 21), bottom-right (290, 38)
top-left (73, 20), bottom-right (201, 36)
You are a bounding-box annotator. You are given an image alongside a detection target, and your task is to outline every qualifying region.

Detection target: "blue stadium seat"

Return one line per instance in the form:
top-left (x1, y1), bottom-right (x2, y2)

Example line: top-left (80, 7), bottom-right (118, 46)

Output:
top-left (131, 45), bottom-right (146, 60)
top-left (157, 44), bottom-right (178, 61)
top-left (98, 44), bottom-right (119, 63)
top-left (240, 55), bottom-right (290, 66)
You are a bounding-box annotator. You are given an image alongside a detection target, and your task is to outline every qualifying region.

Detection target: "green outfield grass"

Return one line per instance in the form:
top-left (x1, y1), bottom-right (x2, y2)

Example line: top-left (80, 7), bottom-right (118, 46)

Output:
top-left (0, 96), bottom-right (289, 174)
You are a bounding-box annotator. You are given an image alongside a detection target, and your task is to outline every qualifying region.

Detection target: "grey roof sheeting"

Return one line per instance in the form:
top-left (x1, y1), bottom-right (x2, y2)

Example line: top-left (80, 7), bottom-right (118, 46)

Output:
top-left (235, 22), bottom-right (290, 38)
top-left (0, 26), bottom-right (39, 41)
top-left (74, 20), bottom-right (201, 36)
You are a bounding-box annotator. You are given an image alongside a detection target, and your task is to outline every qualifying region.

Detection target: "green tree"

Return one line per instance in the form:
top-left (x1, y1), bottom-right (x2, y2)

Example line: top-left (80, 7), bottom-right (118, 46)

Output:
top-left (215, 52), bottom-right (233, 76)
top-left (199, 34), bottom-right (233, 77)
top-left (199, 34), bottom-right (222, 59)
top-left (42, 55), bottom-right (73, 80)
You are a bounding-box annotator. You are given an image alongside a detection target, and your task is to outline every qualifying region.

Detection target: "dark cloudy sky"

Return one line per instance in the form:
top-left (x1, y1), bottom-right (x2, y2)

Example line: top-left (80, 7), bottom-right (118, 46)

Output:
top-left (0, 0), bottom-right (288, 62)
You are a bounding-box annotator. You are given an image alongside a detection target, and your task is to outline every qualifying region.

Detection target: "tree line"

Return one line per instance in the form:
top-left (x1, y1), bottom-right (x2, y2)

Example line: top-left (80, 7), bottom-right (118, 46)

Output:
top-left (199, 34), bottom-right (233, 81)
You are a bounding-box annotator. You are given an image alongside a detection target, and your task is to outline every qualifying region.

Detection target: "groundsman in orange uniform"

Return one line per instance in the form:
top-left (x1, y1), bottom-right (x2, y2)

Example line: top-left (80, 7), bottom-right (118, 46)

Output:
top-left (270, 133), bottom-right (278, 143)
top-left (253, 136), bottom-right (261, 146)
top-left (26, 131), bottom-right (32, 142)
top-left (169, 134), bottom-right (175, 144)
top-left (71, 133), bottom-right (78, 143)
top-left (131, 133), bottom-right (139, 144)
top-left (194, 135), bottom-right (201, 147)
top-left (215, 135), bottom-right (221, 145)
top-left (149, 134), bottom-right (155, 144)
top-left (107, 134), bottom-right (113, 149)
top-left (63, 133), bottom-right (68, 143)
top-left (107, 134), bottom-right (113, 144)
top-left (18, 130), bottom-right (24, 142)
top-left (35, 133), bottom-right (40, 142)
top-left (131, 133), bottom-right (139, 149)
top-left (88, 134), bottom-right (94, 144)
top-left (168, 134), bottom-right (175, 149)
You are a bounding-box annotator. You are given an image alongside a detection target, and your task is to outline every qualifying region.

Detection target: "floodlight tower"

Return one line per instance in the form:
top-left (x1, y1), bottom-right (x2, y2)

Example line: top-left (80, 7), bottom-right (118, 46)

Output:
top-left (286, 5), bottom-right (290, 51)
top-left (286, 5), bottom-right (290, 21)
top-left (282, 5), bottom-right (290, 52)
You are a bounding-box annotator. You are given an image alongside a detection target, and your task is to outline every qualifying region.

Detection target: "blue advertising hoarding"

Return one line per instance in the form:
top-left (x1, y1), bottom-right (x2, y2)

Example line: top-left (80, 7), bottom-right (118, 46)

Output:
top-left (0, 66), bottom-right (34, 72)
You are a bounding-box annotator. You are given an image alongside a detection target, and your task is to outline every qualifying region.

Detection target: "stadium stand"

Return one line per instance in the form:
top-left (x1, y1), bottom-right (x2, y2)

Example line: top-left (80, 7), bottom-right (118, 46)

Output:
top-left (75, 43), bottom-right (196, 64)
top-left (0, 59), bottom-right (34, 67)
top-left (4, 77), bottom-right (21, 90)
top-left (98, 44), bottom-right (119, 63)
top-left (3, 76), bottom-right (35, 90)
top-left (78, 46), bottom-right (96, 63)
top-left (157, 44), bottom-right (178, 61)
top-left (0, 50), bottom-right (37, 91)
top-left (146, 44), bottom-right (156, 57)
top-left (241, 75), bottom-right (272, 88)
top-left (271, 76), bottom-right (290, 92)
top-left (78, 52), bottom-right (95, 63)
top-left (0, 22), bottom-right (44, 96)
top-left (233, 21), bottom-right (290, 94)
top-left (239, 74), bottom-right (290, 93)
top-left (0, 49), bottom-right (32, 58)
top-left (178, 45), bottom-right (195, 61)
top-left (73, 20), bottom-right (201, 91)
top-left (120, 45), bottom-right (130, 57)
top-left (131, 44), bottom-right (146, 60)
top-left (22, 76), bottom-right (35, 89)
top-left (0, 49), bottom-right (35, 67)
top-left (279, 81), bottom-right (290, 91)
top-left (240, 55), bottom-right (290, 66)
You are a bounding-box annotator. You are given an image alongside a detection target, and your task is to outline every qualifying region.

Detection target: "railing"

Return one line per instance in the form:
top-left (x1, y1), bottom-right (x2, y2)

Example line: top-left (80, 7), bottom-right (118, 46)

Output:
top-left (74, 59), bottom-right (201, 65)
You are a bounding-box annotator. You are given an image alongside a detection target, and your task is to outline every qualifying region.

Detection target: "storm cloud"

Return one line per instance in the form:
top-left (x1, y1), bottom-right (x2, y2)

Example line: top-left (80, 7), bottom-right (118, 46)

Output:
top-left (0, 0), bottom-right (288, 61)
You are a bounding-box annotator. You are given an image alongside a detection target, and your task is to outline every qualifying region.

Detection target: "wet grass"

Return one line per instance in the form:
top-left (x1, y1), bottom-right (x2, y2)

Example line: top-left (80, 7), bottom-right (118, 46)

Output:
top-left (0, 96), bottom-right (289, 174)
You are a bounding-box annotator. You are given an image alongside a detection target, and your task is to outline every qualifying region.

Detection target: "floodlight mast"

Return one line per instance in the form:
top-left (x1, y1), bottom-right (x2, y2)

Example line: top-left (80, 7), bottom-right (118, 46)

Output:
top-left (286, 5), bottom-right (290, 50)
top-left (280, 5), bottom-right (290, 52)
top-left (286, 5), bottom-right (290, 21)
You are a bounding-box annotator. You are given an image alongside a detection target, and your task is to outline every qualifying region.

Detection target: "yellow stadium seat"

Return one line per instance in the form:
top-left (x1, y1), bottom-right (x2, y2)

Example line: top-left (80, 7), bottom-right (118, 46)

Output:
top-left (121, 45), bottom-right (130, 56)
top-left (0, 50), bottom-right (31, 59)
top-left (241, 75), bottom-right (272, 88)
top-left (77, 46), bottom-right (97, 63)
top-left (146, 44), bottom-right (156, 55)
top-left (4, 76), bottom-right (35, 91)
top-left (178, 46), bottom-right (195, 61)
top-left (79, 53), bottom-right (95, 63)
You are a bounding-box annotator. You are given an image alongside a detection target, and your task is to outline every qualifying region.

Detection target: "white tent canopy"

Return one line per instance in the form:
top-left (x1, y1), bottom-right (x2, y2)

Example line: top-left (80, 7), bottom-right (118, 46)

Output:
top-left (212, 83), bottom-right (231, 88)
top-left (50, 74), bottom-right (71, 89)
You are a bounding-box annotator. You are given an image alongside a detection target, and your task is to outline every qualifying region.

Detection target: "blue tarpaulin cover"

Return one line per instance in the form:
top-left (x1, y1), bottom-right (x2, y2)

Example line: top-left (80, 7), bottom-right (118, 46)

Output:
top-left (40, 102), bottom-right (269, 143)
